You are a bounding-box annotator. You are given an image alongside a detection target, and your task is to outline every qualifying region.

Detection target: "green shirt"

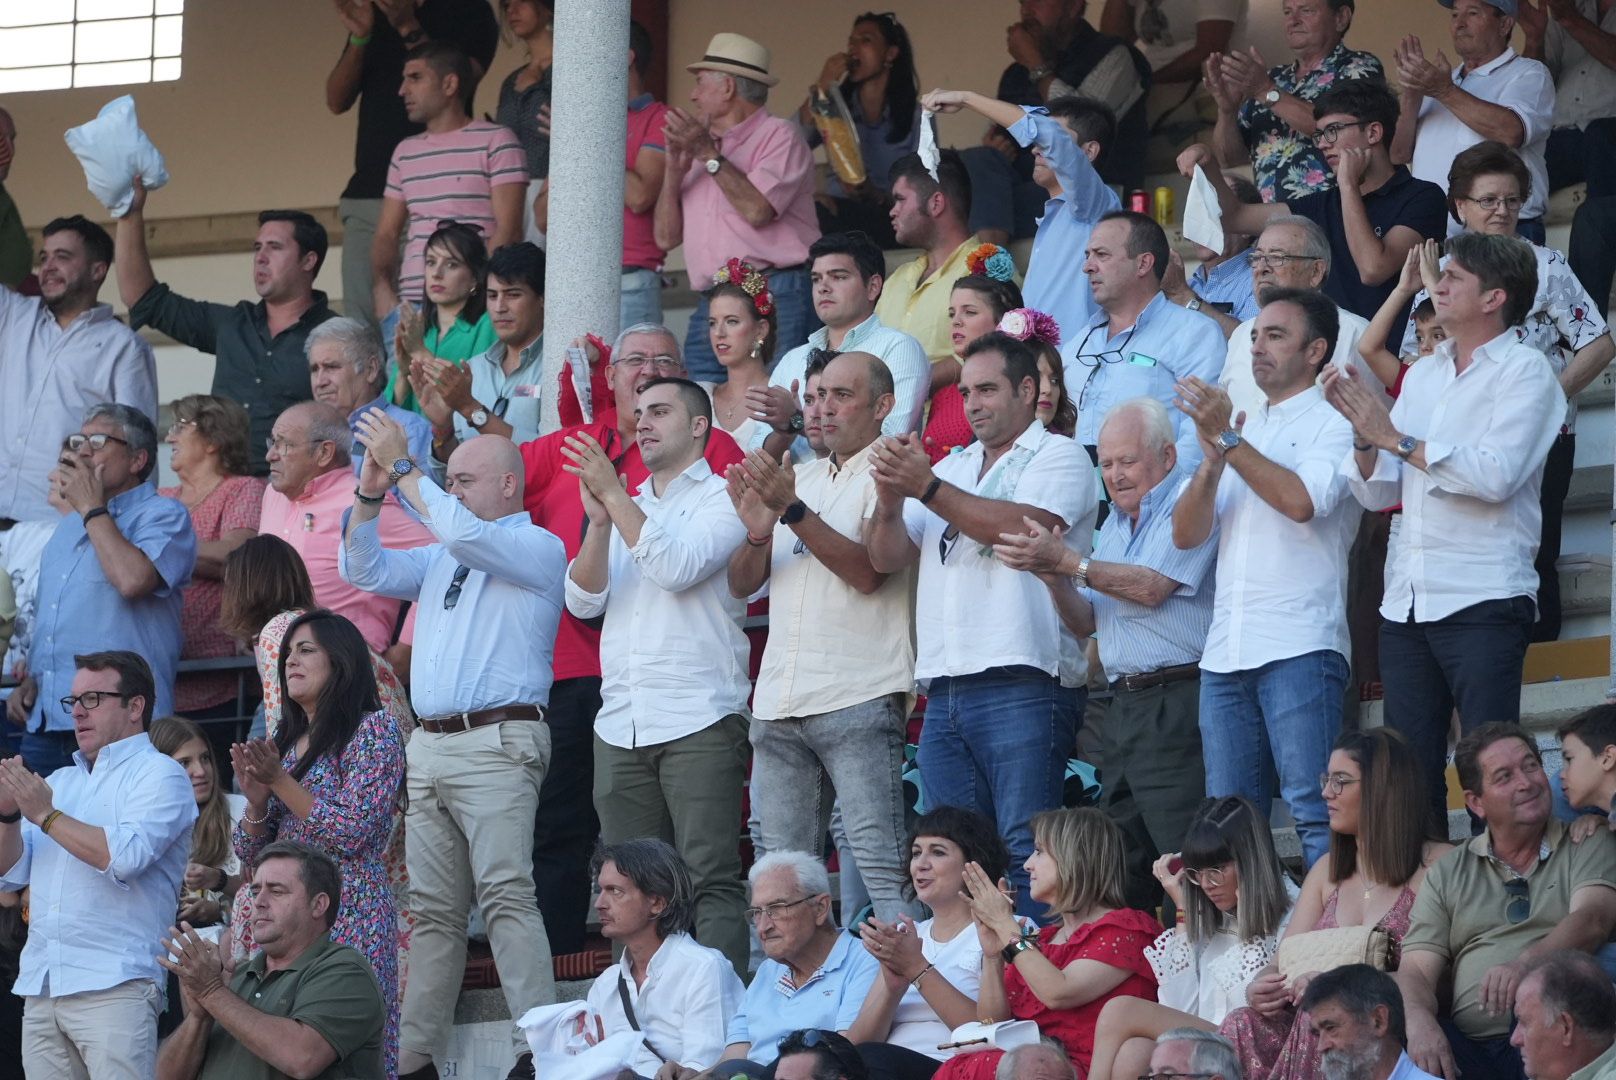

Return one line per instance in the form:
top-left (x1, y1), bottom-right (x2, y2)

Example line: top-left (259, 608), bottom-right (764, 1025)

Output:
top-left (198, 935), bottom-right (385, 1080)
top-left (0, 182), bottom-right (30, 289)
top-left (386, 310), bottom-right (497, 414)
top-left (1402, 819), bottom-right (1616, 1039)
top-left (1571, 1040), bottom-right (1616, 1080)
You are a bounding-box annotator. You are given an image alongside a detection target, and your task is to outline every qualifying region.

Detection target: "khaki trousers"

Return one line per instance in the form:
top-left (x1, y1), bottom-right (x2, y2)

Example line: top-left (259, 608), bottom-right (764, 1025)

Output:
top-left (23, 979), bottom-right (162, 1080)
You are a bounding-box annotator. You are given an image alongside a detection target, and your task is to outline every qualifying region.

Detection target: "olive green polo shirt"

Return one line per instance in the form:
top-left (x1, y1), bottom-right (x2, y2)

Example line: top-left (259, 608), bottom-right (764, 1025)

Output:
top-left (198, 935), bottom-right (385, 1080)
top-left (1402, 819), bottom-right (1616, 1040)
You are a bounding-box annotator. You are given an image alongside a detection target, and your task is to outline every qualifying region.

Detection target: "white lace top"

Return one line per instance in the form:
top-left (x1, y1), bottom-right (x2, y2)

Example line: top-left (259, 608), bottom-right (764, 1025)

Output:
top-left (1143, 920), bottom-right (1282, 1025)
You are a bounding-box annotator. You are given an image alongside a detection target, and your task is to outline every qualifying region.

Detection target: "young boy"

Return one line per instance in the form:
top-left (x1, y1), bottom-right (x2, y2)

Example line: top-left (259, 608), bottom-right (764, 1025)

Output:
top-left (1356, 239), bottom-right (1445, 392)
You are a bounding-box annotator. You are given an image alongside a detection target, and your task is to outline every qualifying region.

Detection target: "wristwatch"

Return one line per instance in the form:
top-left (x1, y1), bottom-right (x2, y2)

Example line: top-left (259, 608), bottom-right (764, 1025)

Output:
top-left (1185, 297), bottom-right (1203, 312)
top-left (1264, 88), bottom-right (1281, 105)
top-left (1071, 554), bottom-right (1091, 590)
top-left (1395, 435), bottom-right (1418, 460)
top-left (388, 458), bottom-right (416, 485)
top-left (468, 408), bottom-right (490, 430)
top-left (787, 411), bottom-right (805, 433)
top-left (704, 154), bottom-right (725, 175)
top-left (1000, 937), bottom-right (1040, 964)
top-left (1217, 430), bottom-right (1243, 452)
top-left (779, 501), bottom-right (807, 526)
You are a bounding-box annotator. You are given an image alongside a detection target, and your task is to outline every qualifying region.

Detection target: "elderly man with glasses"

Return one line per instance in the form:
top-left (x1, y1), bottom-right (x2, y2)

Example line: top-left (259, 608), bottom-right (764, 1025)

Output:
top-left (341, 414), bottom-right (566, 1080)
top-left (512, 322), bottom-right (747, 962)
top-left (6, 405), bottom-right (195, 775)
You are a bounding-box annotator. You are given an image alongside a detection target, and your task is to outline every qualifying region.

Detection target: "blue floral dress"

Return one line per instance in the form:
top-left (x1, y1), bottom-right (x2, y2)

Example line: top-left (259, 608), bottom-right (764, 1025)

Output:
top-left (234, 709), bottom-right (406, 1077)
top-left (1238, 43), bottom-right (1384, 202)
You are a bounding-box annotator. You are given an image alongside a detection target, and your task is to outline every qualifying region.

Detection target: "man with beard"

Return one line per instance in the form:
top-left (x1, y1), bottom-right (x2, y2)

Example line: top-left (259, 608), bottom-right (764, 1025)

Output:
top-left (1301, 965), bottom-right (1439, 1080)
top-left (0, 216), bottom-right (156, 524)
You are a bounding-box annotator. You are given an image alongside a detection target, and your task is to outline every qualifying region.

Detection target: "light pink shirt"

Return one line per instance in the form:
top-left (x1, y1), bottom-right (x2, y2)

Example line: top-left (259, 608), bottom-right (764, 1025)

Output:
top-left (677, 107), bottom-right (818, 288)
top-left (258, 467), bottom-right (434, 651)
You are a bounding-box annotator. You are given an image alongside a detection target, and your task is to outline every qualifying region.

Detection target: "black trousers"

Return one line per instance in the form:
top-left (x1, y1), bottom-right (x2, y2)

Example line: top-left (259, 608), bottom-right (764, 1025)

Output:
top-left (1532, 432), bottom-right (1575, 643)
top-left (532, 676), bottom-right (602, 956)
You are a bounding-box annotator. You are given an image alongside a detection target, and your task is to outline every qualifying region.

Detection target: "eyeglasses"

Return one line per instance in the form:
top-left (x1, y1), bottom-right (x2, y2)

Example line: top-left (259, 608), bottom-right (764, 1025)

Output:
top-left (1185, 864), bottom-right (1231, 888)
top-left (265, 436), bottom-right (318, 455)
top-left (1504, 878), bottom-right (1531, 925)
top-left (1320, 772), bottom-right (1362, 795)
top-left (1462, 195), bottom-right (1525, 213)
top-left (745, 895), bottom-right (817, 923)
top-left (1312, 120), bottom-right (1366, 146)
top-left (939, 523), bottom-right (962, 565)
top-left (1072, 323), bottom-right (1139, 414)
top-left (443, 563), bottom-right (470, 610)
top-left (613, 353), bottom-right (682, 372)
top-left (167, 418), bottom-right (197, 436)
top-left (67, 433), bottom-right (129, 453)
top-left (784, 1029), bottom-right (865, 1078)
top-left (1246, 251), bottom-right (1323, 270)
top-left (59, 690), bottom-right (132, 714)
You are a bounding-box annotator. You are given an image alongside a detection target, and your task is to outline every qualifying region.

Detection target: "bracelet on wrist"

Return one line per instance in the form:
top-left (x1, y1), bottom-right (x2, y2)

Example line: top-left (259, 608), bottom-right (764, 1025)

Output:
top-left (0, 809), bottom-right (19, 825)
top-left (1353, 440), bottom-right (1373, 452)
top-left (242, 804), bottom-right (271, 827)
top-left (348, 32), bottom-right (372, 46)
top-left (745, 532), bottom-right (771, 547)
top-left (919, 477), bottom-right (943, 505)
top-left (81, 506), bottom-right (109, 526)
top-left (40, 809), bottom-right (64, 835)
top-left (911, 963), bottom-right (936, 988)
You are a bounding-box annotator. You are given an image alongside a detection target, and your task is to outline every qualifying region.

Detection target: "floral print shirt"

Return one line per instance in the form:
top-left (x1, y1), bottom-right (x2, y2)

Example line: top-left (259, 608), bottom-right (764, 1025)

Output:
top-left (1238, 43), bottom-right (1384, 202)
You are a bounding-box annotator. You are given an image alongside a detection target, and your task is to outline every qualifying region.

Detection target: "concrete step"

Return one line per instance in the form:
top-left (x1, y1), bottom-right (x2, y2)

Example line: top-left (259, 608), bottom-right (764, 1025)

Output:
top-left (1359, 673), bottom-right (1608, 734)
top-left (1562, 554), bottom-right (1613, 617)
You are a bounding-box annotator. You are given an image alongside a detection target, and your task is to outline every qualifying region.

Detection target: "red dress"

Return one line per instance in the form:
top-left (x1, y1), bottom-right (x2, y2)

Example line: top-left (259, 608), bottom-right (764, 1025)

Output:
top-left (937, 909), bottom-right (1162, 1080)
top-left (923, 385), bottom-right (974, 463)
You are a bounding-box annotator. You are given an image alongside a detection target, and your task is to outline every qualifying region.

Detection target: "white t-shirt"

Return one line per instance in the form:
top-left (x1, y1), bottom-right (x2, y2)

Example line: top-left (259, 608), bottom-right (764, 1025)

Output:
top-left (888, 920), bottom-right (988, 1060)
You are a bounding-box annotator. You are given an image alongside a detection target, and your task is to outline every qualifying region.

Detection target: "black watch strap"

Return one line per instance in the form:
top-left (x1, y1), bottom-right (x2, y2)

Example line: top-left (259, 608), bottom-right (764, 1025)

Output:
top-left (81, 506), bottom-right (110, 526)
top-left (0, 809), bottom-right (19, 824)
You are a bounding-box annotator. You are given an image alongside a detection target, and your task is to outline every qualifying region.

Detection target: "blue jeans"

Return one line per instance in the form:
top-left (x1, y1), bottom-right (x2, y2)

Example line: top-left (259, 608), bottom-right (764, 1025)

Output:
top-left (20, 730), bottom-right (77, 775)
top-left (1200, 649), bottom-right (1349, 869)
top-left (917, 667), bottom-right (1080, 918)
top-left (619, 267), bottom-right (663, 330)
top-left (1438, 1016), bottom-right (1523, 1080)
top-left (683, 265), bottom-right (816, 384)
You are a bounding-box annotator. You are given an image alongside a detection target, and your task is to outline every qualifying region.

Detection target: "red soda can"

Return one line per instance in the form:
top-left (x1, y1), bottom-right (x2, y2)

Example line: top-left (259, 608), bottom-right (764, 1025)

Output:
top-left (1128, 189), bottom-right (1149, 215)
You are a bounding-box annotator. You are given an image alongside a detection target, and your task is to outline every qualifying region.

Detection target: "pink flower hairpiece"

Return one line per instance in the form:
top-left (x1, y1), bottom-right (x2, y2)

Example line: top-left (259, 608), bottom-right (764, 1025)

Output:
top-left (996, 307), bottom-right (1061, 349)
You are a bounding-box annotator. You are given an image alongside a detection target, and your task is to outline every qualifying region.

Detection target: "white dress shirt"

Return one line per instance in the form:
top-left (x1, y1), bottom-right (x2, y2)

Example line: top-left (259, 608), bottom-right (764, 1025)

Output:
top-left (1346, 331), bottom-right (1566, 623)
top-left (1410, 48), bottom-right (1555, 227)
top-left (1201, 387), bottom-right (1359, 673)
top-left (0, 289), bottom-right (157, 522)
top-left (0, 733), bottom-right (196, 997)
top-left (902, 421), bottom-right (1097, 686)
top-left (565, 460), bottom-right (750, 748)
top-left (339, 476), bottom-right (566, 716)
top-left (753, 444), bottom-right (916, 720)
top-left (1221, 308), bottom-right (1372, 421)
top-left (584, 932), bottom-right (745, 1075)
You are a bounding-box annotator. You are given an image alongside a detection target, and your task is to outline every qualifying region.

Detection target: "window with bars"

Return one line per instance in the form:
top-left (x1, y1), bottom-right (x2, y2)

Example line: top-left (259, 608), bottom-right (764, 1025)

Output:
top-left (0, 1), bottom-right (183, 94)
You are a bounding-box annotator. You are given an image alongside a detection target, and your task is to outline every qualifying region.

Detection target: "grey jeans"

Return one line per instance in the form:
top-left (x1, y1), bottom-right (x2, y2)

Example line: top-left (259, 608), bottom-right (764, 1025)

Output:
top-left (338, 196), bottom-right (382, 332)
top-left (749, 694), bottom-right (916, 921)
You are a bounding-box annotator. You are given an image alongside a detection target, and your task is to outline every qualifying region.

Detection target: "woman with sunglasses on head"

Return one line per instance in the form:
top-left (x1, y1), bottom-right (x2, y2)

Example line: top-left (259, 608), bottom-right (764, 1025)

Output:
top-left (1087, 796), bottom-right (1293, 1080)
top-left (389, 221), bottom-right (496, 415)
top-left (778, 1029), bottom-right (872, 1080)
top-left (1220, 728), bottom-right (1450, 1080)
top-left (230, 608), bottom-right (407, 1077)
top-left (935, 807), bottom-right (1161, 1080)
top-left (158, 394), bottom-right (265, 719)
top-left (850, 806), bottom-right (1032, 1080)
top-left (1391, 142), bottom-right (1614, 644)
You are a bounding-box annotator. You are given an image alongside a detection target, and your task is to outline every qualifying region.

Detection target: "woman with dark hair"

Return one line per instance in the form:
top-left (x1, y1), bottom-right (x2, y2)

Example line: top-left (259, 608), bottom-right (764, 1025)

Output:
top-left (389, 221), bottom-right (496, 414)
top-left (801, 12), bottom-right (924, 248)
top-left (937, 807), bottom-right (1160, 1080)
top-left (1087, 796), bottom-right (1294, 1080)
top-left (851, 806), bottom-right (1027, 1080)
top-left (231, 608), bottom-right (406, 1076)
top-left (1220, 727), bottom-right (1451, 1080)
top-left (922, 272), bottom-right (1025, 462)
top-left (159, 394), bottom-right (264, 717)
top-left (583, 838), bottom-right (745, 1077)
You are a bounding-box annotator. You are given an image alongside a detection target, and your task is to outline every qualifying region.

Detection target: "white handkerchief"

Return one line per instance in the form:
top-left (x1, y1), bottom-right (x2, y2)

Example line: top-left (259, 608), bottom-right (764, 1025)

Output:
top-left (64, 96), bottom-right (170, 218)
top-left (517, 1002), bottom-right (642, 1080)
top-left (918, 111), bottom-right (940, 182)
top-left (1182, 165), bottom-right (1225, 253)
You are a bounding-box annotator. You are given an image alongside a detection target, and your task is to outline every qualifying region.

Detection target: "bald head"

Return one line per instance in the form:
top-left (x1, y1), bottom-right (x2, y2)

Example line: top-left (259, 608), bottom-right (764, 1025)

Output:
top-left (820, 351), bottom-right (894, 456)
top-left (266, 401), bottom-right (351, 495)
top-left (444, 435), bottom-right (526, 520)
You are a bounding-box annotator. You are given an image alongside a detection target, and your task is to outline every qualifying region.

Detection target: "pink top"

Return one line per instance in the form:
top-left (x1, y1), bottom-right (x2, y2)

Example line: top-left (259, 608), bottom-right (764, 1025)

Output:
top-left (257, 468), bottom-right (434, 652)
top-left (158, 474), bottom-right (266, 712)
top-left (384, 119), bottom-right (528, 301)
top-left (676, 107), bottom-right (818, 287)
top-left (624, 95), bottom-right (670, 271)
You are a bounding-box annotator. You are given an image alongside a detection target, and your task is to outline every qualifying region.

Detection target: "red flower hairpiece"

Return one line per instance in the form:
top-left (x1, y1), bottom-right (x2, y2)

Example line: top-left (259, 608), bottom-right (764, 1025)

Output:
top-left (712, 257), bottom-right (776, 317)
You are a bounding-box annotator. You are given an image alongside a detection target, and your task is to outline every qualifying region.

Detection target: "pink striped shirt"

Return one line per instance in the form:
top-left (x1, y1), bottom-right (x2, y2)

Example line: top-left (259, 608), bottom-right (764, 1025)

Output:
top-left (677, 107), bottom-right (818, 288)
top-left (384, 120), bottom-right (528, 301)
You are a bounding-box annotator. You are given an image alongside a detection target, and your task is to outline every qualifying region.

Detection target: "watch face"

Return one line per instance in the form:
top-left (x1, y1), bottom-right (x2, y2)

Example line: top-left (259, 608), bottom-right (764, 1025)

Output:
top-left (1218, 431), bottom-right (1240, 449)
top-left (469, 409), bottom-right (489, 427)
top-left (706, 156), bottom-right (722, 174)
top-left (391, 458), bottom-right (415, 476)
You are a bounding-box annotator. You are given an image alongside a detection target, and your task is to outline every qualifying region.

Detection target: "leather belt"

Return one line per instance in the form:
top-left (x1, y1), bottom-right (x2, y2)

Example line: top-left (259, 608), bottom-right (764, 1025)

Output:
top-left (417, 705), bottom-right (545, 734)
top-left (1110, 663), bottom-right (1200, 693)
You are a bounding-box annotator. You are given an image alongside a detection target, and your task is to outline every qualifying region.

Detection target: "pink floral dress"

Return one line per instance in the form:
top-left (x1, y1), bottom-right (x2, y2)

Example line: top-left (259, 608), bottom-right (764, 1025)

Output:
top-left (1220, 886), bottom-right (1415, 1080)
top-left (233, 709), bottom-right (406, 1077)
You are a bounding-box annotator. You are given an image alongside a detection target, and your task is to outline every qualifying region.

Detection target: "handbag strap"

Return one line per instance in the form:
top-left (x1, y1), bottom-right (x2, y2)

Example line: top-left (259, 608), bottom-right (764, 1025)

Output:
top-left (617, 970), bottom-right (668, 1063)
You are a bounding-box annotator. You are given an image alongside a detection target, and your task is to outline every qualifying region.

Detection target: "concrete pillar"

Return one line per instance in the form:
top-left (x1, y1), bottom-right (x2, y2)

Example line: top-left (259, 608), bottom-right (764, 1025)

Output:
top-left (539, 0), bottom-right (629, 433)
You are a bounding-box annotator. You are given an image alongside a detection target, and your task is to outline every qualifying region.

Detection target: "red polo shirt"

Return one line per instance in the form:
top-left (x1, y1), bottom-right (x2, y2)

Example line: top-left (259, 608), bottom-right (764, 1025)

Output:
top-left (521, 408), bottom-right (747, 681)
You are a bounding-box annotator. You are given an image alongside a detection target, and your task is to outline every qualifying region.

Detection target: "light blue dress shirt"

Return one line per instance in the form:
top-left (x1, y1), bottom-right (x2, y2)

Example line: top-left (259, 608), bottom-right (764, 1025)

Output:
top-left (1189, 255), bottom-right (1259, 323)
top-left (766, 312), bottom-right (932, 455)
top-left (1013, 107), bottom-right (1121, 348)
top-left (29, 482), bottom-right (196, 732)
top-left (339, 475), bottom-right (566, 717)
top-left (1069, 291), bottom-right (1229, 470)
top-left (1085, 468), bottom-right (1217, 677)
top-left (724, 931), bottom-right (880, 1064)
top-left (0, 732), bottom-right (196, 997)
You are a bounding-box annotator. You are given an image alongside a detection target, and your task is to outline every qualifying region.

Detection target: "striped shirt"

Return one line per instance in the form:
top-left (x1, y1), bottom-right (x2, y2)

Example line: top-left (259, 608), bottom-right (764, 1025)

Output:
top-left (384, 120), bottom-right (527, 301)
top-left (1084, 468), bottom-right (1217, 677)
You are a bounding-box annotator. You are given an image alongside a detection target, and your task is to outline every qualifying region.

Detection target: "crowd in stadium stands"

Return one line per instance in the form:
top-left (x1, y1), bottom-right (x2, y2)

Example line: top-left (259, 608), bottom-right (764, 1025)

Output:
top-left (2, 0), bottom-right (1616, 1078)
